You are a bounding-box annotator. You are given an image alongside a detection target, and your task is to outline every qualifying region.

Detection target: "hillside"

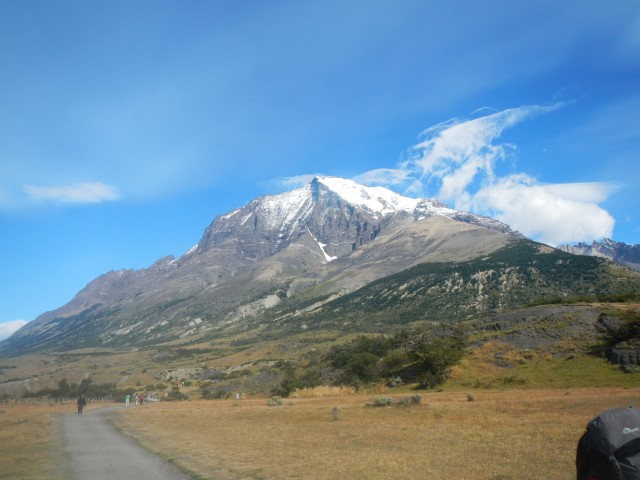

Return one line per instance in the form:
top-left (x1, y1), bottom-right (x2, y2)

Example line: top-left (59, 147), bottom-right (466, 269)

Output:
top-left (0, 177), bottom-right (520, 355)
top-left (1, 176), bottom-right (640, 398)
top-left (235, 239), bottom-right (640, 337)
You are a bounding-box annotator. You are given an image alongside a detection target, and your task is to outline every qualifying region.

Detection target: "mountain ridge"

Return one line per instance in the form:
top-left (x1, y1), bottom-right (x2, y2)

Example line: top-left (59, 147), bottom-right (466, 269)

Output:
top-left (1, 176), bottom-right (638, 357)
top-left (559, 238), bottom-right (640, 272)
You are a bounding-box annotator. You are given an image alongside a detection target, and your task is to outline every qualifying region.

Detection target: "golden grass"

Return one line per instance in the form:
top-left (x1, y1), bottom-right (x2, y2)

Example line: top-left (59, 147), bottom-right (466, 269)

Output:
top-left (289, 385), bottom-right (357, 398)
top-left (448, 347), bottom-right (640, 390)
top-left (0, 403), bottom-right (71, 480)
top-left (110, 387), bottom-right (640, 480)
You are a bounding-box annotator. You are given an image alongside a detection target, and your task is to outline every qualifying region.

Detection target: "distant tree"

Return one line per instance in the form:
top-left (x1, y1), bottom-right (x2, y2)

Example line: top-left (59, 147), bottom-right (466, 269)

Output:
top-left (405, 333), bottom-right (466, 389)
top-left (79, 377), bottom-right (93, 394)
top-left (57, 378), bottom-right (71, 396)
top-left (338, 352), bottom-right (379, 384)
top-left (272, 362), bottom-right (322, 397)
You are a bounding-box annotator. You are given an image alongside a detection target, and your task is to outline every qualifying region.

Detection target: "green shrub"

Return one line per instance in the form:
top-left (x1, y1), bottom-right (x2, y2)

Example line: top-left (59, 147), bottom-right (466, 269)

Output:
top-left (165, 386), bottom-right (188, 401)
top-left (200, 384), bottom-right (231, 399)
top-left (395, 394), bottom-right (423, 408)
top-left (368, 396), bottom-right (395, 407)
top-left (272, 362), bottom-right (322, 398)
top-left (386, 376), bottom-right (403, 388)
top-left (267, 396), bottom-right (283, 407)
top-left (325, 330), bottom-right (466, 390)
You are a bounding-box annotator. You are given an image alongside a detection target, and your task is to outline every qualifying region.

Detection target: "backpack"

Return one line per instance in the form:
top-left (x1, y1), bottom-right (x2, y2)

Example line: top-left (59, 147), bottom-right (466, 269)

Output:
top-left (576, 407), bottom-right (640, 480)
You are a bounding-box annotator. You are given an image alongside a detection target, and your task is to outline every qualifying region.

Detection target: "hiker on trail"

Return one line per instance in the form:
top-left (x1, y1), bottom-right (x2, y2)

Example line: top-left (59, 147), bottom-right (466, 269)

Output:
top-left (125, 393), bottom-right (130, 406)
top-left (77, 395), bottom-right (87, 414)
top-left (134, 393), bottom-right (139, 405)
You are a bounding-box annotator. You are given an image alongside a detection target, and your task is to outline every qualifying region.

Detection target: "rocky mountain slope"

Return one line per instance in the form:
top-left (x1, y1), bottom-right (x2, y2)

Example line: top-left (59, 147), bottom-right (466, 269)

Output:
top-left (558, 238), bottom-right (640, 271)
top-left (1, 177), bottom-right (639, 357)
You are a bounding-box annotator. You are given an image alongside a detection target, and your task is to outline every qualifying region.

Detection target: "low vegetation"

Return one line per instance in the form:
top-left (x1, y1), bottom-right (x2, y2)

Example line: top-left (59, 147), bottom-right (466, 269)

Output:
top-left (2, 301), bottom-right (638, 403)
top-left (2, 301), bottom-right (639, 479)
top-left (268, 242), bottom-right (640, 332)
top-left (3, 386), bottom-right (640, 479)
top-left (21, 377), bottom-right (119, 400)
top-left (107, 388), bottom-right (640, 480)
top-left (0, 403), bottom-right (70, 480)
top-left (267, 329), bottom-right (466, 398)
top-left (325, 330), bottom-right (466, 389)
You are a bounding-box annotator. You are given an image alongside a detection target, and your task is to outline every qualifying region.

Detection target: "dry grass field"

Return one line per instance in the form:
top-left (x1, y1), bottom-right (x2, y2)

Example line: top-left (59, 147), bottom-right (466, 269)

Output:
top-left (0, 402), bottom-right (72, 480)
top-left (108, 387), bottom-right (640, 480)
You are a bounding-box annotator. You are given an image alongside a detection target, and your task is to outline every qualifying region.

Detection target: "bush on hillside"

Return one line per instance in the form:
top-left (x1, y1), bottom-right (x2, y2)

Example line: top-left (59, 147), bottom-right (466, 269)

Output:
top-left (22, 377), bottom-right (118, 399)
top-left (164, 386), bottom-right (188, 401)
top-left (271, 361), bottom-right (323, 397)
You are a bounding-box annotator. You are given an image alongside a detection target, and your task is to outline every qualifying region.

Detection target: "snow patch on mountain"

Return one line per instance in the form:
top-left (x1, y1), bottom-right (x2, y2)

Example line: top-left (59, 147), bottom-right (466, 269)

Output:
top-left (307, 227), bottom-right (337, 262)
top-left (414, 199), bottom-right (457, 219)
top-left (258, 184), bottom-right (314, 233)
top-left (221, 208), bottom-right (241, 220)
top-left (240, 212), bottom-right (253, 226)
top-left (317, 176), bottom-right (419, 217)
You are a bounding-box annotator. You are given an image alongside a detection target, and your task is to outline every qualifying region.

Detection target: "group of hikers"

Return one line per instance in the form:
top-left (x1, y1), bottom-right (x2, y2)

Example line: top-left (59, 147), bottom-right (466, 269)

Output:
top-left (125, 392), bottom-right (144, 405)
top-left (75, 391), bottom-right (160, 414)
top-left (125, 392), bottom-right (159, 405)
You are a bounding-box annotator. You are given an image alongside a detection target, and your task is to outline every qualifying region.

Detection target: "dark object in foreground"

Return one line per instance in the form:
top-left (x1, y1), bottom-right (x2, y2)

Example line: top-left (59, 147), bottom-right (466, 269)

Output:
top-left (576, 406), bottom-right (640, 479)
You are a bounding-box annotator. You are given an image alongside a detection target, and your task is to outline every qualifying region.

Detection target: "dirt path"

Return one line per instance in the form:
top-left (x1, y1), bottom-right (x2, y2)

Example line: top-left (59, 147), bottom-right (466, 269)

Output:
top-left (62, 406), bottom-right (193, 480)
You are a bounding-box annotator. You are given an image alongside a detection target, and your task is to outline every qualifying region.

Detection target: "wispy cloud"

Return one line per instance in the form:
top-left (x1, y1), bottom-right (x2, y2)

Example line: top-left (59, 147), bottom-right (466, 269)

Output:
top-left (267, 174), bottom-right (325, 192)
top-left (353, 169), bottom-right (413, 188)
top-left (0, 319), bottom-right (28, 340)
top-left (357, 103), bottom-right (616, 246)
top-left (23, 182), bottom-right (121, 205)
top-left (401, 104), bottom-right (565, 203)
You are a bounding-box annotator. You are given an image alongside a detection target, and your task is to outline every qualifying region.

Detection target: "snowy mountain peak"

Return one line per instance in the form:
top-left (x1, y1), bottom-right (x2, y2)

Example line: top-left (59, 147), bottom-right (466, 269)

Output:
top-left (194, 175), bottom-right (518, 263)
top-left (314, 176), bottom-right (420, 217)
top-left (244, 176), bottom-right (421, 232)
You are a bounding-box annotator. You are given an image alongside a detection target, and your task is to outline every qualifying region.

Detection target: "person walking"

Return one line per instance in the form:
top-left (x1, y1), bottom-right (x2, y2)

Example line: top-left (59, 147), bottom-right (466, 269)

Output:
top-left (77, 395), bottom-right (87, 414)
top-left (125, 393), bottom-right (130, 406)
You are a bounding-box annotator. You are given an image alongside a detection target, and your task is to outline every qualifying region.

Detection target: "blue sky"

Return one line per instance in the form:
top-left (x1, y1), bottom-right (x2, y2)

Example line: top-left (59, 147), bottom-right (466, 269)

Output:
top-left (1, 0), bottom-right (639, 340)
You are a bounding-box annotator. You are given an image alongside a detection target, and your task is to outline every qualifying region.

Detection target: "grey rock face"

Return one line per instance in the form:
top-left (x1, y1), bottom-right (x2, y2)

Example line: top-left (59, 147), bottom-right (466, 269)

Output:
top-left (197, 178), bottom-right (391, 261)
top-left (608, 346), bottom-right (640, 366)
top-left (559, 239), bottom-right (640, 271)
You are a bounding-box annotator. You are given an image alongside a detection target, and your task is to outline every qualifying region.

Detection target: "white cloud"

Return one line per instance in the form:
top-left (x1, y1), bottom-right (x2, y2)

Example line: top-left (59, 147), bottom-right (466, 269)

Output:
top-left (0, 320), bottom-right (28, 340)
top-left (473, 176), bottom-right (615, 246)
top-left (23, 182), bottom-right (121, 205)
top-left (404, 104), bottom-right (564, 202)
top-left (353, 169), bottom-right (413, 188)
top-left (267, 174), bottom-right (325, 191)
top-left (357, 103), bottom-right (617, 245)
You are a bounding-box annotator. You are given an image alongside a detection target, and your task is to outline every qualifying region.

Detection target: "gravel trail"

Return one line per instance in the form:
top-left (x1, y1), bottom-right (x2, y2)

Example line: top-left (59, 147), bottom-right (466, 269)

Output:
top-left (62, 406), bottom-right (193, 480)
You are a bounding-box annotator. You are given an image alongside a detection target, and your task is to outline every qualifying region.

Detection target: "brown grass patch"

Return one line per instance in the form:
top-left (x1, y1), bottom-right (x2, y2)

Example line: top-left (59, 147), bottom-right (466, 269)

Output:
top-left (0, 403), bottom-right (72, 480)
top-left (110, 387), bottom-right (640, 480)
top-left (289, 385), bottom-right (357, 398)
